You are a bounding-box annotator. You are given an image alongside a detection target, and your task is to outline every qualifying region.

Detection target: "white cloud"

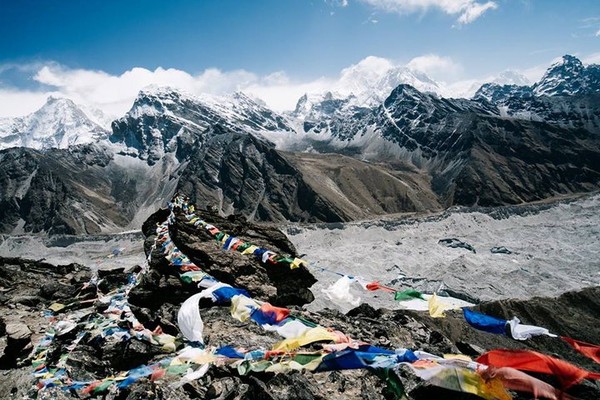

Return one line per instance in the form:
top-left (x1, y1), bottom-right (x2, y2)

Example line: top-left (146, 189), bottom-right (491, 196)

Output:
top-left (358, 0), bottom-right (498, 24)
top-left (456, 1), bottom-right (497, 24)
top-left (596, 29), bottom-right (600, 37)
top-left (0, 89), bottom-right (54, 118)
top-left (29, 64), bottom-right (260, 117)
top-left (14, 50), bottom-right (590, 118)
top-left (583, 52), bottom-right (600, 65)
top-left (0, 54), bottom-right (459, 117)
top-left (0, 62), bottom-right (333, 116)
top-left (406, 54), bottom-right (462, 81)
top-left (244, 77), bottom-right (333, 111)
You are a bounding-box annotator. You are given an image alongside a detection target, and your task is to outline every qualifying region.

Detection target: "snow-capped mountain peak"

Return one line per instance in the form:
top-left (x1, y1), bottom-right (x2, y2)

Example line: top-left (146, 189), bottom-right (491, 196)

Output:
top-left (334, 59), bottom-right (443, 106)
top-left (292, 62), bottom-right (443, 121)
top-left (0, 96), bottom-right (109, 151)
top-left (532, 54), bottom-right (591, 96)
top-left (111, 86), bottom-right (295, 164)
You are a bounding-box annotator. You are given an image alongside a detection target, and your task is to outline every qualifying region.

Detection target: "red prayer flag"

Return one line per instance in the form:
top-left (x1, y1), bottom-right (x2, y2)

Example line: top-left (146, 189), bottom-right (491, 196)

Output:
top-left (482, 366), bottom-right (572, 400)
top-left (365, 282), bottom-right (396, 293)
top-left (260, 303), bottom-right (290, 323)
top-left (150, 368), bottom-right (166, 382)
top-left (477, 349), bottom-right (600, 389)
top-left (561, 336), bottom-right (600, 364)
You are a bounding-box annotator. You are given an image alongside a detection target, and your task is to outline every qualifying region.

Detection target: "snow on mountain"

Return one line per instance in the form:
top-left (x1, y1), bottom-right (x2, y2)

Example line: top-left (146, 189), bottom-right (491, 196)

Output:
top-left (291, 57), bottom-right (444, 122)
top-left (471, 55), bottom-right (600, 131)
top-left (110, 86), bottom-right (296, 164)
top-left (0, 96), bottom-right (110, 151)
top-left (78, 104), bottom-right (116, 130)
top-left (492, 70), bottom-right (531, 86)
top-left (334, 57), bottom-right (443, 106)
top-left (445, 70), bottom-right (530, 99)
top-left (533, 54), bottom-right (600, 96)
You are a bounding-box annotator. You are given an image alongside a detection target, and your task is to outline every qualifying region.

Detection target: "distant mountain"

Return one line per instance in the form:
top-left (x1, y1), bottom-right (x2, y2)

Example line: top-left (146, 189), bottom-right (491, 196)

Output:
top-left (533, 54), bottom-right (600, 96)
top-left (475, 55), bottom-right (600, 102)
top-left (335, 56), bottom-right (443, 103)
top-left (473, 55), bottom-right (600, 133)
top-left (444, 70), bottom-right (530, 99)
top-left (292, 61), bottom-right (443, 122)
top-left (0, 97), bottom-right (109, 151)
top-left (492, 70), bottom-right (531, 86)
top-left (292, 82), bottom-right (600, 206)
top-left (111, 88), bottom-right (295, 164)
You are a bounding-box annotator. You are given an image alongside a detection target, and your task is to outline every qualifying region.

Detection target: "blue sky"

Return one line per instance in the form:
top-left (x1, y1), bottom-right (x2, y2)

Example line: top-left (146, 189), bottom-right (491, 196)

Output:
top-left (1, 0), bottom-right (599, 116)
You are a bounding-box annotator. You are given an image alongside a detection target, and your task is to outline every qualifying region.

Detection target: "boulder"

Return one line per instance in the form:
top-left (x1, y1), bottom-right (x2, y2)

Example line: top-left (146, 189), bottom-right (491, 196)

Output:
top-left (438, 238), bottom-right (476, 253)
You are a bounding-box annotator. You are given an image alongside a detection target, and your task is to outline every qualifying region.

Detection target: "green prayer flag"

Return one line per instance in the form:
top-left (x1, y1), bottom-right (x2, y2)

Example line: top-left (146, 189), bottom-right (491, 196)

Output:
top-left (93, 380), bottom-right (114, 393)
top-left (293, 353), bottom-right (323, 365)
top-left (166, 364), bottom-right (190, 375)
top-left (394, 289), bottom-right (424, 302)
top-left (236, 242), bottom-right (252, 252)
top-left (373, 368), bottom-right (408, 400)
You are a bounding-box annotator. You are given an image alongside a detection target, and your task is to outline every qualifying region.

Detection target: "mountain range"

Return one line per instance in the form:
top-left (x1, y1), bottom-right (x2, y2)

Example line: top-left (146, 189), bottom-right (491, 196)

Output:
top-left (0, 54), bottom-right (599, 234)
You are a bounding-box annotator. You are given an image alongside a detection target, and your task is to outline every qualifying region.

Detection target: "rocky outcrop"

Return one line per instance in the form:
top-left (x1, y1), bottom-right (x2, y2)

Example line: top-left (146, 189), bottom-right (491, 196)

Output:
top-left (140, 205), bottom-right (317, 306)
top-left (0, 257), bottom-right (92, 370)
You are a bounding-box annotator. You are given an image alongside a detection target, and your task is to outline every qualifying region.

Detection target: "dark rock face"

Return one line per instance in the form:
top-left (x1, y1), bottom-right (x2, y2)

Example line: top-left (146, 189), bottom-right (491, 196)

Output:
top-left (385, 99), bottom-right (600, 207)
top-left (533, 55), bottom-right (600, 97)
top-left (299, 82), bottom-right (600, 208)
top-left (176, 131), bottom-right (440, 224)
top-left (0, 141), bottom-right (183, 234)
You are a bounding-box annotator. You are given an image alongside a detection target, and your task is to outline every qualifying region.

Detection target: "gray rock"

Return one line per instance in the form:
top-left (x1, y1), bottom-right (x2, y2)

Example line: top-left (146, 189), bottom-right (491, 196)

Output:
top-left (438, 238), bottom-right (476, 254)
top-left (5, 323), bottom-right (31, 341)
top-left (490, 246), bottom-right (512, 254)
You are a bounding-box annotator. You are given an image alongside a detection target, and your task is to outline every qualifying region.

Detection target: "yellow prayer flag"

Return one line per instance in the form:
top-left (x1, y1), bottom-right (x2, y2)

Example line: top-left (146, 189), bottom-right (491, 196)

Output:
top-left (443, 354), bottom-right (472, 361)
top-left (273, 327), bottom-right (337, 351)
top-left (230, 295), bottom-right (260, 322)
top-left (48, 303), bottom-right (66, 312)
top-left (428, 294), bottom-right (448, 318)
top-left (241, 245), bottom-right (259, 255)
top-left (290, 258), bottom-right (307, 269)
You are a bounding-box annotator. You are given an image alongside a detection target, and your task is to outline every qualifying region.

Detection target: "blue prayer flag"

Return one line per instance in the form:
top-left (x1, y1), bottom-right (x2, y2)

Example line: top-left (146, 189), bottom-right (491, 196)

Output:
top-left (463, 308), bottom-right (507, 335)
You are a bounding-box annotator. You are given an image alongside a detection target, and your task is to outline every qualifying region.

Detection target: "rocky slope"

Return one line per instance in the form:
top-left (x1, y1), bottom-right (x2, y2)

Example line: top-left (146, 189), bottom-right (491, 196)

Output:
top-left (0, 126), bottom-right (438, 233)
top-left (0, 205), bottom-right (598, 399)
top-left (0, 143), bottom-right (182, 234)
top-left (110, 89), bottom-right (294, 165)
